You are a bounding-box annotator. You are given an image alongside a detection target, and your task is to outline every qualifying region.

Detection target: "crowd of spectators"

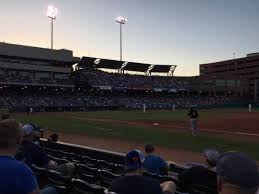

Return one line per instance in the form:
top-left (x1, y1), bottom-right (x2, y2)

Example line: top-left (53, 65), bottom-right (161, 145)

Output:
top-left (84, 70), bottom-right (181, 90)
top-left (0, 74), bottom-right (72, 85)
top-left (1, 94), bottom-right (241, 111)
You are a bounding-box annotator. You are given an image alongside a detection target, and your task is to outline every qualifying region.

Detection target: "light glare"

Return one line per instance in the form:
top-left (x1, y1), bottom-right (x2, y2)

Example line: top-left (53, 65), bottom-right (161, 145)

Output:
top-left (47, 5), bottom-right (58, 19)
top-left (116, 16), bottom-right (127, 24)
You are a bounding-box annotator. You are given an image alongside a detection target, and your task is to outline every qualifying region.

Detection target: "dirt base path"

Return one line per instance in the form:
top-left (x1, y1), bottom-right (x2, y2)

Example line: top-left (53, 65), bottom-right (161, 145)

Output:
top-left (45, 130), bottom-right (204, 164)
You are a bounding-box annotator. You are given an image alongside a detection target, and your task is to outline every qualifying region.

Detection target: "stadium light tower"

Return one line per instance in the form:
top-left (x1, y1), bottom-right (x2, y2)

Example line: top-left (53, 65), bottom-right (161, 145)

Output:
top-left (47, 5), bottom-right (58, 49)
top-left (116, 16), bottom-right (127, 61)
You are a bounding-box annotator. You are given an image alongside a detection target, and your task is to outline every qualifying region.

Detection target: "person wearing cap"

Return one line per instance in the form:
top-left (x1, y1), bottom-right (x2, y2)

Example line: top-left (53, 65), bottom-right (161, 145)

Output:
top-left (0, 119), bottom-right (57, 194)
top-left (178, 149), bottom-right (220, 193)
top-left (216, 151), bottom-right (259, 194)
top-left (144, 144), bottom-right (169, 175)
top-left (15, 124), bottom-right (75, 177)
top-left (109, 150), bottom-right (176, 194)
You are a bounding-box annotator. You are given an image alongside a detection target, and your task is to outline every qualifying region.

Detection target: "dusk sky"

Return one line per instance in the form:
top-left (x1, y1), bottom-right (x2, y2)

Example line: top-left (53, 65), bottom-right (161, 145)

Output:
top-left (0, 0), bottom-right (258, 76)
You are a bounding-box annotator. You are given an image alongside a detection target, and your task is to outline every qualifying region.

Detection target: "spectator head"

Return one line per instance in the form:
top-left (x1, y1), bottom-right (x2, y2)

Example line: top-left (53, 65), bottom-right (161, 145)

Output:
top-left (145, 144), bottom-right (155, 154)
top-left (216, 151), bottom-right (259, 194)
top-left (49, 133), bottom-right (59, 143)
top-left (21, 124), bottom-right (36, 142)
top-left (1, 114), bottom-right (10, 120)
top-left (0, 119), bottom-right (22, 151)
top-left (203, 149), bottom-right (220, 168)
top-left (125, 150), bottom-right (145, 174)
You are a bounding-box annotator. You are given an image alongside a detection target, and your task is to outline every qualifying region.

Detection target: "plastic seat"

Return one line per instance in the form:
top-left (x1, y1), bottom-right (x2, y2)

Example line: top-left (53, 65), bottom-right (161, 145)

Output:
top-left (46, 148), bottom-right (60, 156)
top-left (77, 164), bottom-right (100, 176)
top-left (98, 160), bottom-right (114, 171)
top-left (82, 155), bottom-right (98, 167)
top-left (99, 170), bottom-right (121, 187)
top-left (113, 164), bottom-right (125, 174)
top-left (169, 163), bottom-right (189, 174)
top-left (68, 152), bottom-right (82, 162)
top-left (47, 170), bottom-right (72, 194)
top-left (48, 154), bottom-right (71, 164)
top-left (31, 164), bottom-right (48, 188)
top-left (71, 179), bottom-right (105, 194)
top-left (78, 173), bottom-right (98, 184)
top-left (58, 150), bottom-right (70, 158)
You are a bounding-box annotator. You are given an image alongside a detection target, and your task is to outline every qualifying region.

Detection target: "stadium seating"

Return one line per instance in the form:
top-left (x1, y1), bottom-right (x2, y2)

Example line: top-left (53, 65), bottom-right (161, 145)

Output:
top-left (32, 140), bottom-right (224, 194)
top-left (47, 170), bottom-right (72, 194)
top-left (71, 179), bottom-right (105, 194)
top-left (31, 164), bottom-right (48, 188)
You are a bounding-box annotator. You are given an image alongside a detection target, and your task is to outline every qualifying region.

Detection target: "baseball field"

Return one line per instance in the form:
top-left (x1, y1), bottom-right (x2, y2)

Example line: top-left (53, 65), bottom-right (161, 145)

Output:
top-left (11, 108), bottom-right (259, 163)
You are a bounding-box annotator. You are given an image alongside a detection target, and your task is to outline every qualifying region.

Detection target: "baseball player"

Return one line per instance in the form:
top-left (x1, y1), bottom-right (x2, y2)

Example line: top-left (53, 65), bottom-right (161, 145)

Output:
top-left (188, 107), bottom-right (199, 136)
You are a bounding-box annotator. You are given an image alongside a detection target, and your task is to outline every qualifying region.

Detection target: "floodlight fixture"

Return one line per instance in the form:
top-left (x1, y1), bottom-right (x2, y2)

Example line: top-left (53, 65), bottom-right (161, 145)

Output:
top-left (116, 16), bottom-right (127, 24)
top-left (47, 5), bottom-right (58, 19)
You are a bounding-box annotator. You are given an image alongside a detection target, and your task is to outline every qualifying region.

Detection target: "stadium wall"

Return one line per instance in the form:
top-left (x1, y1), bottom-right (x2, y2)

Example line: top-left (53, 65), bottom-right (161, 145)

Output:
top-left (40, 139), bottom-right (125, 164)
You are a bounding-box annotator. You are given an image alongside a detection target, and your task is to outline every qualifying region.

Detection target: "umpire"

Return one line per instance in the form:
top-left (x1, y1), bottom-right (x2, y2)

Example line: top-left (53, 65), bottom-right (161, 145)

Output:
top-left (188, 107), bottom-right (199, 136)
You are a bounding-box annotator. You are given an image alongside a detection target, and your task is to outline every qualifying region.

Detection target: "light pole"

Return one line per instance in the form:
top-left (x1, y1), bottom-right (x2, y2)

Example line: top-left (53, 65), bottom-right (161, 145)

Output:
top-left (47, 5), bottom-right (58, 49)
top-left (116, 16), bottom-right (127, 61)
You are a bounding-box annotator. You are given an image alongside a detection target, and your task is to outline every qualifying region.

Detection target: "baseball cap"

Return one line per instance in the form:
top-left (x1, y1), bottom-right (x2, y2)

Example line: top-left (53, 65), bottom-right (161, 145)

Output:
top-left (203, 149), bottom-right (220, 166)
top-left (21, 124), bottom-right (35, 136)
top-left (216, 151), bottom-right (259, 188)
top-left (125, 150), bottom-right (145, 172)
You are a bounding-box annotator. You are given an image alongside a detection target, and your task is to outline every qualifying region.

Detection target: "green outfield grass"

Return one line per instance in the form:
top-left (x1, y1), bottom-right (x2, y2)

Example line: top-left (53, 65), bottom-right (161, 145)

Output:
top-left (12, 109), bottom-right (259, 160)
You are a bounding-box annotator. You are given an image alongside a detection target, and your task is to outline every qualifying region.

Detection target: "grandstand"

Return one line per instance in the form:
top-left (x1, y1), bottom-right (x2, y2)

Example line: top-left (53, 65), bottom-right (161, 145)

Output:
top-left (0, 43), bottom-right (250, 112)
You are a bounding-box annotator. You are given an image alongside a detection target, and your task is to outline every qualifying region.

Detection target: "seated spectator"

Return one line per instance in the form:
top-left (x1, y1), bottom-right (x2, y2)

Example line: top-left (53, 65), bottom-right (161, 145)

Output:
top-left (178, 149), bottom-right (220, 193)
top-left (0, 119), bottom-right (57, 194)
top-left (144, 144), bottom-right (168, 175)
top-left (203, 149), bottom-right (220, 171)
top-left (109, 150), bottom-right (175, 194)
top-left (216, 151), bottom-right (258, 194)
top-left (22, 124), bottom-right (43, 145)
top-left (15, 124), bottom-right (75, 177)
top-left (1, 113), bottom-right (10, 120)
top-left (47, 133), bottom-right (59, 150)
top-left (48, 133), bottom-right (59, 143)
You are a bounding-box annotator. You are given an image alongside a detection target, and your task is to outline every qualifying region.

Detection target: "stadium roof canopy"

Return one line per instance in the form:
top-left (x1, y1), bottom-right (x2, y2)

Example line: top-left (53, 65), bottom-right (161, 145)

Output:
top-left (78, 56), bottom-right (176, 74)
top-left (122, 62), bottom-right (151, 72)
top-left (150, 65), bottom-right (173, 73)
top-left (77, 57), bottom-right (96, 69)
top-left (93, 58), bottom-right (123, 69)
top-left (78, 57), bottom-right (123, 69)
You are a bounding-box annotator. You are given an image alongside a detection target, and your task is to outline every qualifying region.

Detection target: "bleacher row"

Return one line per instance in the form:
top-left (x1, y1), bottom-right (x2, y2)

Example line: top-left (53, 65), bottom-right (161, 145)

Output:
top-left (33, 141), bottom-right (216, 194)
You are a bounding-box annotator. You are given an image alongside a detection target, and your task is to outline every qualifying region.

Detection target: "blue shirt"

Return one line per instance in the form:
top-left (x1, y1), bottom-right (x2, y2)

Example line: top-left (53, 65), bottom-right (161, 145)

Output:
top-left (21, 141), bottom-right (49, 168)
top-left (144, 155), bottom-right (168, 175)
top-left (0, 156), bottom-right (38, 194)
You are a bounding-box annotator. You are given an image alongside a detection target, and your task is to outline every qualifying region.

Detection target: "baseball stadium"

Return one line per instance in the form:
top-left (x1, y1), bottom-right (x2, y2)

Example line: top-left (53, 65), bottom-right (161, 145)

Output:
top-left (0, 1), bottom-right (259, 194)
